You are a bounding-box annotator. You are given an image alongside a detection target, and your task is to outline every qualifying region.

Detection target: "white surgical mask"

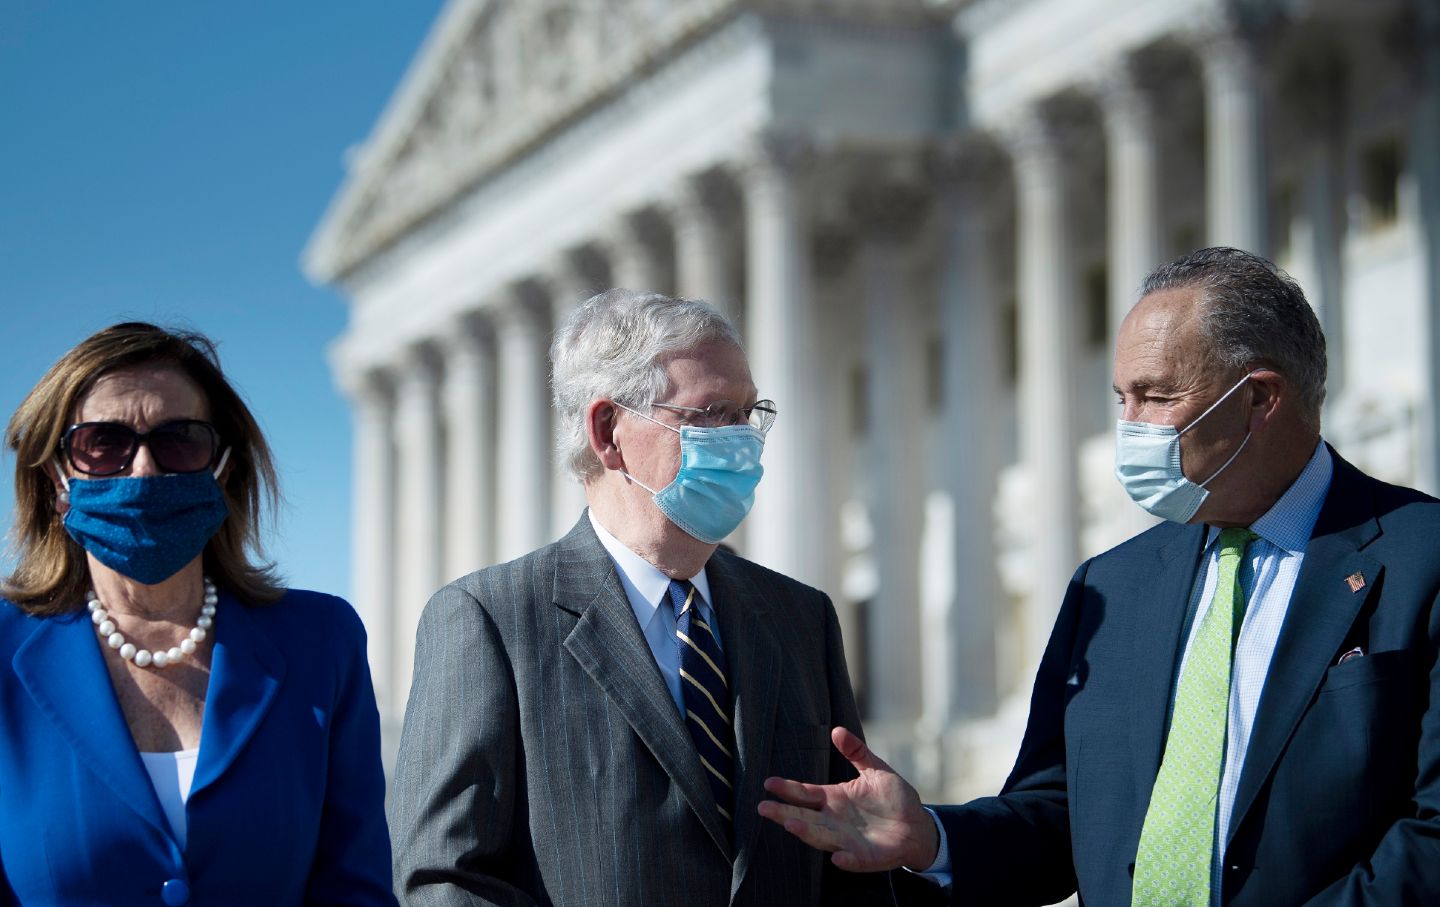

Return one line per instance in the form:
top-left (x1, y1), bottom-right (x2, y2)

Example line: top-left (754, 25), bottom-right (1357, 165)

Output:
top-left (1113, 371), bottom-right (1258, 523)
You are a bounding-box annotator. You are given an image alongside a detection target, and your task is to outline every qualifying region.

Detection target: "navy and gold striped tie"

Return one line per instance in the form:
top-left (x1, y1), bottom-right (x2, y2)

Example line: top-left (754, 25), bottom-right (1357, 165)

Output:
top-left (668, 579), bottom-right (735, 831)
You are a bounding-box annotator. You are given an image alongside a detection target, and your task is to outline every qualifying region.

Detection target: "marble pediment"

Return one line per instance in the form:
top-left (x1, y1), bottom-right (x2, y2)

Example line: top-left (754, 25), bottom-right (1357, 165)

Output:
top-left (305, 0), bottom-right (939, 283)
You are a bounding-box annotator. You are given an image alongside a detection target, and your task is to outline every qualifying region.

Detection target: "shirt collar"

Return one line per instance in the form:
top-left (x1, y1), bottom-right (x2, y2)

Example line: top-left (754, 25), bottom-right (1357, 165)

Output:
top-left (587, 510), bottom-right (714, 617)
top-left (1206, 440), bottom-right (1333, 554)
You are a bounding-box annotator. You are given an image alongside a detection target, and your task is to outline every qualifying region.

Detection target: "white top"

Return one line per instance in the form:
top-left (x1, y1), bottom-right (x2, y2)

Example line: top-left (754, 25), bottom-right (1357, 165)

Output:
top-left (588, 510), bottom-right (721, 715)
top-left (139, 747), bottom-right (200, 850)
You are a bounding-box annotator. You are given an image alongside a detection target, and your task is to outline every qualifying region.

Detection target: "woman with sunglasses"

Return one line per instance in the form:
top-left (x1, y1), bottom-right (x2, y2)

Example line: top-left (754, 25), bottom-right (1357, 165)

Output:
top-left (0, 323), bottom-right (395, 905)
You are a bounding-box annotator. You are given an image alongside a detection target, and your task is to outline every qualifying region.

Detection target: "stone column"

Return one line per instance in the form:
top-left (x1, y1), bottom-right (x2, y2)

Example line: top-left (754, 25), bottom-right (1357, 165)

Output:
top-left (607, 208), bottom-right (672, 293)
top-left (440, 313), bottom-right (497, 580)
top-left (741, 130), bottom-right (827, 586)
top-left (547, 257), bottom-right (603, 536)
top-left (495, 285), bottom-right (554, 561)
top-left (343, 366), bottom-right (397, 723)
top-left (1296, 50), bottom-right (1348, 405)
top-left (392, 342), bottom-right (444, 710)
top-left (851, 161), bottom-right (929, 724)
top-left (1099, 57), bottom-right (1167, 542)
top-left (1201, 28), bottom-right (1270, 253)
top-left (673, 169), bottom-right (741, 325)
top-left (1100, 56), bottom-right (1164, 341)
top-left (1418, 4), bottom-right (1440, 495)
top-left (929, 138), bottom-right (1006, 726)
top-left (1009, 112), bottom-right (1081, 666)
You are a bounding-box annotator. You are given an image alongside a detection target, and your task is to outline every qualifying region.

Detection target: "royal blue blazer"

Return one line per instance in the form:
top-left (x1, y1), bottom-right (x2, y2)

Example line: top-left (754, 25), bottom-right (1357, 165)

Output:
top-left (0, 588), bottom-right (397, 906)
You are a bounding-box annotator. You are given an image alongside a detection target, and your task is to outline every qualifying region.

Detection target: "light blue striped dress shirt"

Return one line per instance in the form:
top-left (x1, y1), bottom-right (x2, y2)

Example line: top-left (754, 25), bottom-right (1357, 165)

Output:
top-left (1177, 440), bottom-right (1332, 902)
top-left (589, 510), bottom-right (722, 716)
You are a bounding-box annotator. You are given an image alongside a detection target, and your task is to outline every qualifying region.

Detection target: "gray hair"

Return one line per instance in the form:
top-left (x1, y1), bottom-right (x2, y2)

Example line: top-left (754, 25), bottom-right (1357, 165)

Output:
top-left (1140, 247), bottom-right (1327, 428)
top-left (550, 288), bottom-right (743, 481)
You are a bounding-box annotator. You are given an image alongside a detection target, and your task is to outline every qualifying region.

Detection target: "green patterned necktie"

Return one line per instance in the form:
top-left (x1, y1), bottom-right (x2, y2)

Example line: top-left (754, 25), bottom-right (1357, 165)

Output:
top-left (1132, 527), bottom-right (1257, 907)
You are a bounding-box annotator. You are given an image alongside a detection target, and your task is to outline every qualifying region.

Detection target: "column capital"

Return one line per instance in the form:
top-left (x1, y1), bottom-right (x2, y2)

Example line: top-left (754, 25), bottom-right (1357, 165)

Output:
top-left (847, 150), bottom-right (931, 243)
top-left (495, 280), bottom-right (552, 331)
top-left (928, 132), bottom-right (1009, 201)
top-left (543, 245), bottom-right (609, 310)
top-left (1183, 2), bottom-right (1286, 73)
top-left (1092, 55), bottom-right (1162, 134)
top-left (997, 96), bottom-right (1092, 176)
top-left (392, 338), bottom-right (444, 389)
top-left (436, 310), bottom-right (495, 360)
top-left (739, 126), bottom-right (816, 182)
top-left (335, 361), bottom-right (394, 406)
top-left (599, 207), bottom-right (670, 291)
top-left (669, 167), bottom-right (738, 220)
top-left (616, 206), bottom-right (670, 251)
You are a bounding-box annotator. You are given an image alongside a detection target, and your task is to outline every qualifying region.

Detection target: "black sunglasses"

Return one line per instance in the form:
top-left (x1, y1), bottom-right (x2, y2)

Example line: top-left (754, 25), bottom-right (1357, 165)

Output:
top-left (60, 420), bottom-right (221, 477)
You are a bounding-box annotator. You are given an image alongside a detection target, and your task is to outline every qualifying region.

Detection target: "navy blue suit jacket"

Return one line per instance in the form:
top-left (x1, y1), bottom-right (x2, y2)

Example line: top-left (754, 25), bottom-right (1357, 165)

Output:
top-left (0, 588), bottom-right (396, 906)
top-left (937, 451), bottom-right (1440, 905)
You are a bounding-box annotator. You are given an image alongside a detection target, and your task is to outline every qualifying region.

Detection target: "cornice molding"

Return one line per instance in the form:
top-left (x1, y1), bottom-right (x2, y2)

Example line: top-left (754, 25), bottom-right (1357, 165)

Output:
top-left (305, 0), bottom-right (937, 285)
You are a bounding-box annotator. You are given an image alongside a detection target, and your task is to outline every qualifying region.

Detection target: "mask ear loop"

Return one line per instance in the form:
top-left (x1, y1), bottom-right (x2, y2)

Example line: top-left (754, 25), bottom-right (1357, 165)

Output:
top-left (1197, 431), bottom-right (1252, 487)
top-left (51, 456), bottom-right (71, 504)
top-left (212, 447), bottom-right (232, 480)
top-left (1176, 369), bottom-right (1264, 437)
top-left (1180, 370), bottom-right (1261, 488)
top-left (610, 403), bottom-right (676, 495)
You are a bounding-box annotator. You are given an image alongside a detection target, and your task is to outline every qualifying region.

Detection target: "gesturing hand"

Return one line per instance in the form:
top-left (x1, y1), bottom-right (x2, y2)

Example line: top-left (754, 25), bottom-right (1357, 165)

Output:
top-left (756, 726), bottom-right (939, 873)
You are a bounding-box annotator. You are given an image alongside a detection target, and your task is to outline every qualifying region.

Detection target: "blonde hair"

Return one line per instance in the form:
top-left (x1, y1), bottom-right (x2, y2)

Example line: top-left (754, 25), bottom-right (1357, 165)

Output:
top-left (4, 322), bottom-right (284, 614)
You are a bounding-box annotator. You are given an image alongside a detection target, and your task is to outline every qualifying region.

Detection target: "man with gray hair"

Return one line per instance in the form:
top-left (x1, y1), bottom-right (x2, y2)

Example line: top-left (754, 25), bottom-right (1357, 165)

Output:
top-left (389, 289), bottom-right (897, 905)
top-left (760, 247), bottom-right (1440, 905)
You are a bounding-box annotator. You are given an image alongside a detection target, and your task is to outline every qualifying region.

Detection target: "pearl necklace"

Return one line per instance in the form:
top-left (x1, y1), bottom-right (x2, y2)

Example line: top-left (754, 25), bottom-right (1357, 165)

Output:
top-left (87, 577), bottom-right (217, 669)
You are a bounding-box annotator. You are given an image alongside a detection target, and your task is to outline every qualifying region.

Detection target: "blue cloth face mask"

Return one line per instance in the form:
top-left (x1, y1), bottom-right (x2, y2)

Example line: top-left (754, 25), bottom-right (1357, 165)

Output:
top-left (57, 449), bottom-right (231, 585)
top-left (1113, 372), bottom-right (1257, 524)
top-left (615, 404), bottom-right (765, 544)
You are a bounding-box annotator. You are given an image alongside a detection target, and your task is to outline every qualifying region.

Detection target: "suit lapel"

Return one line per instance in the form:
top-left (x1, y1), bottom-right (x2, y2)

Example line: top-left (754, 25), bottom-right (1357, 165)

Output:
top-left (1226, 461), bottom-right (1380, 842)
top-left (13, 610), bottom-right (171, 838)
top-left (1129, 523), bottom-right (1209, 805)
top-left (190, 592), bottom-right (286, 797)
top-left (554, 517), bottom-right (732, 856)
top-left (707, 553), bottom-right (781, 901)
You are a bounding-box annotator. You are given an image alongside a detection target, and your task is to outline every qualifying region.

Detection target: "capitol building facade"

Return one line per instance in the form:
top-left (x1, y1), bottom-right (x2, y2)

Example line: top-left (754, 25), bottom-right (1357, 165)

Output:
top-left (307, 0), bottom-right (1440, 800)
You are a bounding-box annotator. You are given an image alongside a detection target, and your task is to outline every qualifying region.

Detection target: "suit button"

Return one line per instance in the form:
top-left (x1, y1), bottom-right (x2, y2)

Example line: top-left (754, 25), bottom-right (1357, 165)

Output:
top-left (161, 878), bottom-right (190, 905)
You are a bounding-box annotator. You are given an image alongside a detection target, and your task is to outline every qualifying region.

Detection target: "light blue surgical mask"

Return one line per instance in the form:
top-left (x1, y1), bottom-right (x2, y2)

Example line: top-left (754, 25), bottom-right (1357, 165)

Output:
top-left (616, 404), bottom-right (765, 544)
top-left (57, 450), bottom-right (231, 585)
top-left (1114, 372), bottom-right (1256, 523)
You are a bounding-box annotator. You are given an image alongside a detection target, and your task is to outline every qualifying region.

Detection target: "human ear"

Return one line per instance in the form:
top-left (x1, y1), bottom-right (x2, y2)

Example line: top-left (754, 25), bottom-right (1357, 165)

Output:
top-left (586, 400), bottom-right (626, 472)
top-left (1245, 369), bottom-right (1285, 433)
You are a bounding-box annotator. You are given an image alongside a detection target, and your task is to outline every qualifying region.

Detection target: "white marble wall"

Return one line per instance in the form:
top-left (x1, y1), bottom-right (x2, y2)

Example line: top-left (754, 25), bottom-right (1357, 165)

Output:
top-left (312, 0), bottom-right (1440, 801)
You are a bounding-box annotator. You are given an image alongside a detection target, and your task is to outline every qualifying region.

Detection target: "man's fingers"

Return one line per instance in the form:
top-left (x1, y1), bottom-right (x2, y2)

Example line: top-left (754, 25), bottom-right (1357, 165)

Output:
top-left (756, 795), bottom-right (830, 832)
top-left (831, 726), bottom-right (892, 775)
top-left (831, 850), bottom-right (867, 873)
top-left (756, 799), bottom-right (845, 850)
top-left (761, 776), bottom-right (827, 810)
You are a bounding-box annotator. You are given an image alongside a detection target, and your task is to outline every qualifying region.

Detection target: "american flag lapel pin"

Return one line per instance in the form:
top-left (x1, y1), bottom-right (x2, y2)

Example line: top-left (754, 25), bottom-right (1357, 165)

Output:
top-left (1345, 572), bottom-right (1366, 593)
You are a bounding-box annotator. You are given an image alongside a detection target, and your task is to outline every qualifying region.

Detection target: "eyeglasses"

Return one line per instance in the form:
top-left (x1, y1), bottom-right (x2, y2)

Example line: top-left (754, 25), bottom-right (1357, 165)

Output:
top-left (649, 399), bottom-right (777, 434)
top-left (60, 420), bottom-right (221, 476)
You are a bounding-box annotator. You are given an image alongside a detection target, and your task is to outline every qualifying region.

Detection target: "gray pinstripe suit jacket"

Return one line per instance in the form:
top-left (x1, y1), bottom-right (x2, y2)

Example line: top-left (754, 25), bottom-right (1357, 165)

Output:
top-left (389, 514), bottom-right (894, 906)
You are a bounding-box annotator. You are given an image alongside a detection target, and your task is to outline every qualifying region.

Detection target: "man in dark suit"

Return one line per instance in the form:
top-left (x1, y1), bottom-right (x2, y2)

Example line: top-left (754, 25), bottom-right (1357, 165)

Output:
top-left (758, 247), bottom-right (1440, 905)
top-left (389, 289), bottom-right (893, 906)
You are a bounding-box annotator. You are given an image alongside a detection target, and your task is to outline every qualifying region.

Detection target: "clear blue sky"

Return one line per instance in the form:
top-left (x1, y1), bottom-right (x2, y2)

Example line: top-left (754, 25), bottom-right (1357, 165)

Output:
top-left (1, 1), bottom-right (445, 600)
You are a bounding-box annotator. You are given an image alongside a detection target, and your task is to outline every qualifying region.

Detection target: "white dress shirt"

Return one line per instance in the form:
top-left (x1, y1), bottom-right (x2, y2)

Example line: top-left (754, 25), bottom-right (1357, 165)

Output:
top-left (588, 510), bottom-right (722, 715)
